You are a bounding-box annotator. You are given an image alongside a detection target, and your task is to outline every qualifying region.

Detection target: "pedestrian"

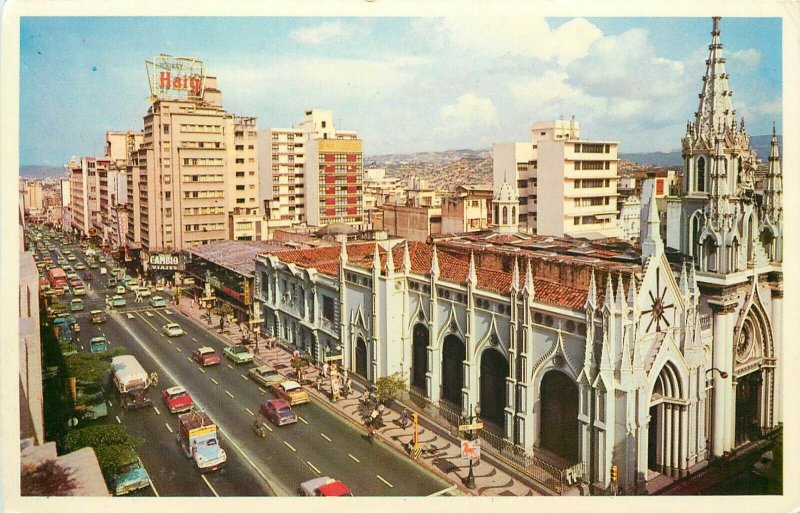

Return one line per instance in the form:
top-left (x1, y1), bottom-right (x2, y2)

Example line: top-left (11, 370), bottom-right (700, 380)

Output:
top-left (331, 380), bottom-right (340, 402)
top-left (400, 408), bottom-right (409, 429)
top-left (342, 368), bottom-right (348, 382)
top-left (366, 423), bottom-right (375, 445)
top-left (191, 298), bottom-right (196, 308)
top-left (344, 377), bottom-right (352, 398)
top-left (322, 362), bottom-right (329, 378)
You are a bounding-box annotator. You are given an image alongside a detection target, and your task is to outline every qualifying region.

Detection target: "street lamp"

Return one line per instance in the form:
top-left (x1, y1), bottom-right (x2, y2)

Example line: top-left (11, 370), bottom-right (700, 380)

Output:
top-left (706, 368), bottom-right (729, 380)
top-left (460, 403), bottom-right (482, 490)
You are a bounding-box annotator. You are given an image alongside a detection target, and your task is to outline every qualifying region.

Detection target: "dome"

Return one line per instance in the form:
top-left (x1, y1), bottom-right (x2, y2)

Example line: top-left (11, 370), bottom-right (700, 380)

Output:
top-left (494, 181), bottom-right (518, 203)
top-left (316, 222), bottom-right (358, 236)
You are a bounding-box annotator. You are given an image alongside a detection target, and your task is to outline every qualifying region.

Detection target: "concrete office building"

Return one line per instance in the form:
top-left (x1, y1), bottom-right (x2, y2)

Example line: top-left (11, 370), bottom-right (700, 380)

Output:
top-left (494, 119), bottom-right (621, 239)
top-left (260, 109), bottom-right (364, 230)
top-left (126, 55), bottom-right (260, 254)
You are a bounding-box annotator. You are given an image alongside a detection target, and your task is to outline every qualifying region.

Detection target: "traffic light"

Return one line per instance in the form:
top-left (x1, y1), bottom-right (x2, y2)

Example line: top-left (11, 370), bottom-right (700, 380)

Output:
top-left (610, 464), bottom-right (618, 483)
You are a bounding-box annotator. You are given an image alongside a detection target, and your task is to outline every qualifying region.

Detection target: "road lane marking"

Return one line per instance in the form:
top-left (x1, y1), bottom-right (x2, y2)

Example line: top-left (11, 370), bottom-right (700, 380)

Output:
top-left (284, 441), bottom-right (296, 452)
top-left (176, 347), bottom-right (182, 352)
top-left (307, 461), bottom-right (321, 474)
top-left (376, 475), bottom-right (394, 488)
top-left (149, 479), bottom-right (160, 497)
top-left (261, 422), bottom-right (273, 432)
top-left (107, 400), bottom-right (113, 407)
top-left (192, 337), bottom-right (197, 342)
top-left (146, 311), bottom-right (154, 317)
top-left (245, 408), bottom-right (255, 416)
top-left (225, 390), bottom-right (234, 399)
top-left (227, 364), bottom-right (234, 369)
top-left (348, 453), bottom-right (360, 463)
top-left (211, 378), bottom-right (219, 385)
top-left (320, 433), bottom-right (332, 442)
top-left (240, 374), bottom-right (249, 380)
top-left (115, 416), bottom-right (121, 424)
top-left (199, 367), bottom-right (206, 374)
top-left (127, 313), bottom-right (134, 319)
top-left (168, 339), bottom-right (173, 344)
top-left (258, 387), bottom-right (266, 395)
top-left (153, 406), bottom-right (161, 415)
top-left (115, 310), bottom-right (288, 496)
top-left (298, 416), bottom-right (308, 425)
top-left (187, 357), bottom-right (193, 363)
top-left (165, 423), bottom-right (173, 433)
top-left (201, 475), bottom-right (219, 497)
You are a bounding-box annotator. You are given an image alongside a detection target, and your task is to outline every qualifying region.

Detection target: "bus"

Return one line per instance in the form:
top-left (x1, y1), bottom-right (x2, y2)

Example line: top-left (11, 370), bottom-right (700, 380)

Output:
top-left (47, 267), bottom-right (68, 289)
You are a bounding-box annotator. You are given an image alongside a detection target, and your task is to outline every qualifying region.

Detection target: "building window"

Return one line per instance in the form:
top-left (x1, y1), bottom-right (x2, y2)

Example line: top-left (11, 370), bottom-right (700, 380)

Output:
top-left (696, 157), bottom-right (706, 192)
top-left (322, 296), bottom-right (335, 321)
top-left (163, 124), bottom-right (169, 134)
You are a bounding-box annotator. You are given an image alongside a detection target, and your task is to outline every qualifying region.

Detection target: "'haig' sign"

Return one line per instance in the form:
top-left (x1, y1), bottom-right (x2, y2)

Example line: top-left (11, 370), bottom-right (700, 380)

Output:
top-left (159, 71), bottom-right (202, 95)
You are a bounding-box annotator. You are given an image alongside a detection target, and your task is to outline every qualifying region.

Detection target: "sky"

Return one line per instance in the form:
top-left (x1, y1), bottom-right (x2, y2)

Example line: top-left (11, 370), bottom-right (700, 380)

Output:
top-left (19, 16), bottom-right (782, 165)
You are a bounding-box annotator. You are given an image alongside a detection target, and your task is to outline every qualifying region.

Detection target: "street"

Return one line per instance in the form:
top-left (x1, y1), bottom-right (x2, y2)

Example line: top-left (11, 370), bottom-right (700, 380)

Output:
top-left (53, 240), bottom-right (452, 497)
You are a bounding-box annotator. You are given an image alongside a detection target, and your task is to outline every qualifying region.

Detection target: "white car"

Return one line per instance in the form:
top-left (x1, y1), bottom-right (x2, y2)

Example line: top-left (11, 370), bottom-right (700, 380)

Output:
top-left (116, 285), bottom-right (126, 294)
top-left (162, 323), bottom-right (185, 337)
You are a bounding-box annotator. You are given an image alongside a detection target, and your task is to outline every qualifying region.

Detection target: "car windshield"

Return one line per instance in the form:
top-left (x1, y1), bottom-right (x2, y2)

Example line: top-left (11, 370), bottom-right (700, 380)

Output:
top-left (170, 392), bottom-right (187, 400)
top-left (278, 407), bottom-right (293, 416)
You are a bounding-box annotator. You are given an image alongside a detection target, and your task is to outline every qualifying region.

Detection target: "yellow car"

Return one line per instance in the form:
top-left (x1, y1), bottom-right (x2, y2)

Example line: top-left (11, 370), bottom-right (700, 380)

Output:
top-left (271, 380), bottom-right (309, 406)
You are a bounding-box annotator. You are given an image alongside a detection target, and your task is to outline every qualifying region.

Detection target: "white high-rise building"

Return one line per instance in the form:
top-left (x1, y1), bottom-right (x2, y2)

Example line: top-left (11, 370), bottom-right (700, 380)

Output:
top-left (493, 118), bottom-right (621, 239)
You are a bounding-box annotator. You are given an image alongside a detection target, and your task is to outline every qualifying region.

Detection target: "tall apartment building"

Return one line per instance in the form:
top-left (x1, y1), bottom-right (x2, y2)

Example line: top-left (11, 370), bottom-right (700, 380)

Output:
top-left (493, 119), bottom-right (621, 239)
top-left (66, 156), bottom-right (96, 237)
top-left (126, 56), bottom-right (260, 253)
top-left (20, 181), bottom-right (44, 214)
top-left (260, 109), bottom-right (364, 229)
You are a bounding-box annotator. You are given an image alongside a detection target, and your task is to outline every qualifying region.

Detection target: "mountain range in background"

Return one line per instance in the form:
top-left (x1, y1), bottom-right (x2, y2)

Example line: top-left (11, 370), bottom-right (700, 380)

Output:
top-left (19, 135), bottom-right (780, 180)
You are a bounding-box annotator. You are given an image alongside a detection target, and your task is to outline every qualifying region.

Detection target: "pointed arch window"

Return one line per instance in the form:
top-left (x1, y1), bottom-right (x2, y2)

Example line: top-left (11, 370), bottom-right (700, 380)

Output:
top-left (502, 206), bottom-right (508, 225)
top-left (690, 214), bottom-right (701, 259)
top-left (696, 157), bottom-right (706, 192)
top-left (512, 206), bottom-right (516, 224)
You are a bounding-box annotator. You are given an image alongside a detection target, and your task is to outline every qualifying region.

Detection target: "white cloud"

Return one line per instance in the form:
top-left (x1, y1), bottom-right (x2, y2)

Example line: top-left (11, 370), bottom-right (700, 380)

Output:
top-left (728, 48), bottom-right (761, 67)
top-left (440, 93), bottom-right (498, 128)
top-left (436, 16), bottom-right (602, 67)
top-left (291, 21), bottom-right (364, 46)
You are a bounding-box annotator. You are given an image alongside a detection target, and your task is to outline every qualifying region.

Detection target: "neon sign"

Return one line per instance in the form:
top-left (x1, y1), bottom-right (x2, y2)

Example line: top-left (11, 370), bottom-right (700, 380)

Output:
top-left (146, 54), bottom-right (206, 101)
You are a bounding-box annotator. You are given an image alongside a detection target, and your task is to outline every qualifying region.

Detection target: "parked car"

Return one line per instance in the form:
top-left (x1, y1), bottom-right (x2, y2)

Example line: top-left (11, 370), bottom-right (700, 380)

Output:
top-left (298, 476), bottom-right (353, 497)
top-left (116, 285), bottom-right (126, 294)
top-left (271, 380), bottom-right (310, 406)
top-left (260, 398), bottom-right (297, 426)
top-left (150, 296), bottom-right (167, 308)
top-left (109, 450), bottom-right (151, 496)
top-left (192, 347), bottom-right (221, 367)
top-left (111, 295), bottom-right (126, 307)
top-left (248, 365), bottom-right (285, 388)
top-left (161, 386), bottom-right (194, 413)
top-left (223, 346), bottom-right (254, 364)
top-left (75, 263), bottom-right (86, 270)
top-left (162, 323), bottom-right (184, 337)
top-left (89, 336), bottom-right (108, 353)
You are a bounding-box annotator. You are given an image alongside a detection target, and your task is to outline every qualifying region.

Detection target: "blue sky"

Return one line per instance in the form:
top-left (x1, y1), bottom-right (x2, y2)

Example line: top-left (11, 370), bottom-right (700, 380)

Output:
top-left (19, 16), bottom-right (781, 165)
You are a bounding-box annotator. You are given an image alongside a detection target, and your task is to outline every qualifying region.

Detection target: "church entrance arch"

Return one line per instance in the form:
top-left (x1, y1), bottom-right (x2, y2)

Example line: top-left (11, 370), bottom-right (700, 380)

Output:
top-left (355, 336), bottom-right (368, 378)
top-left (648, 361), bottom-right (686, 476)
top-left (539, 370), bottom-right (579, 462)
top-left (441, 335), bottom-right (465, 409)
top-left (479, 348), bottom-right (508, 430)
top-left (411, 324), bottom-right (428, 391)
top-left (735, 371), bottom-right (762, 447)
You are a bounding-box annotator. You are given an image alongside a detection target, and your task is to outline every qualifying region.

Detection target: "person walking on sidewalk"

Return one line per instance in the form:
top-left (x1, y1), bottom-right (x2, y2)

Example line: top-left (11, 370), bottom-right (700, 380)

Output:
top-left (366, 422), bottom-right (376, 445)
top-left (322, 362), bottom-right (329, 378)
top-left (400, 408), bottom-right (409, 430)
top-left (344, 377), bottom-right (352, 398)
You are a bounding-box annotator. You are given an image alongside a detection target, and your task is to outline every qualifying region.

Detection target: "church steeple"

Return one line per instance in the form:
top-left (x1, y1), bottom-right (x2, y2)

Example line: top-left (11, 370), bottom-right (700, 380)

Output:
top-left (694, 16), bottom-right (736, 139)
top-left (765, 123), bottom-right (783, 224)
top-left (491, 180), bottom-right (519, 234)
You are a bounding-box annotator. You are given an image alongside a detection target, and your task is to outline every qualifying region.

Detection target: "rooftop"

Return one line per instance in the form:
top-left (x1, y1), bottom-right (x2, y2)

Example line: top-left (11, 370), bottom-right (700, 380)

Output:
top-left (187, 240), bottom-right (292, 276)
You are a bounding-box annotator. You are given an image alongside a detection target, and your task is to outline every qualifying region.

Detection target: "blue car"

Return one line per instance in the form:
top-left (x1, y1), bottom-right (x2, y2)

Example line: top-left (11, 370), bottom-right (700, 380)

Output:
top-left (110, 450), bottom-right (151, 496)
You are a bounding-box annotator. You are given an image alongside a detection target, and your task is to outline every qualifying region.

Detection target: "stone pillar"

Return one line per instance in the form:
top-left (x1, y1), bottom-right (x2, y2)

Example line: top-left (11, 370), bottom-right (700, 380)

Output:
top-left (662, 404), bottom-right (671, 474)
top-left (771, 287), bottom-right (782, 423)
top-left (708, 299), bottom-right (737, 457)
top-left (680, 404), bottom-right (689, 476)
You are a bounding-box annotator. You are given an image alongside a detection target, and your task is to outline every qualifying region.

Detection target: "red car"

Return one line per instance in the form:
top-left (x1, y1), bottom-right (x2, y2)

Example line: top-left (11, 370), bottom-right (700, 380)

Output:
top-left (260, 399), bottom-right (297, 426)
top-left (192, 347), bottom-right (221, 366)
top-left (83, 272), bottom-right (94, 281)
top-left (161, 386), bottom-right (193, 413)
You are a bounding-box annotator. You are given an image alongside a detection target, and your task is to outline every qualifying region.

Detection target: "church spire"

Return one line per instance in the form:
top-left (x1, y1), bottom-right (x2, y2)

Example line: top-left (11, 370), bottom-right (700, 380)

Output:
top-left (467, 251), bottom-right (477, 286)
top-left (430, 244), bottom-right (440, 277)
top-left (511, 257), bottom-right (520, 292)
top-left (694, 17), bottom-right (736, 139)
top-left (403, 240), bottom-right (412, 273)
top-left (765, 123), bottom-right (783, 224)
top-left (642, 193), bottom-right (663, 261)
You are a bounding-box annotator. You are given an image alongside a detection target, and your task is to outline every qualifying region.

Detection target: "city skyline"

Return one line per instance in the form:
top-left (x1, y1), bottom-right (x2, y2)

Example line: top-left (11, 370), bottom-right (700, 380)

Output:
top-left (20, 16), bottom-right (781, 166)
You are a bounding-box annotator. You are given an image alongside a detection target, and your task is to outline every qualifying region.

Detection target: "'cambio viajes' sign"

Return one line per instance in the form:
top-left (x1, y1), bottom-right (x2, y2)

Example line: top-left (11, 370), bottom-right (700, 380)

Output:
top-left (146, 54), bottom-right (206, 100)
top-left (148, 253), bottom-right (185, 271)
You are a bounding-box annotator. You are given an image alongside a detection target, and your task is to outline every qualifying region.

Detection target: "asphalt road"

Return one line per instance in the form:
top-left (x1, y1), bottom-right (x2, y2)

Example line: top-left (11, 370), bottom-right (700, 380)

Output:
top-left (49, 237), bottom-right (452, 497)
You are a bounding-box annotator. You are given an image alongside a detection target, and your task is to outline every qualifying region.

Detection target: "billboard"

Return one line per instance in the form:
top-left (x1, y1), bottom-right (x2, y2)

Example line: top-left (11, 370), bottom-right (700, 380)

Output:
top-left (146, 54), bottom-right (206, 101)
top-left (147, 252), bottom-right (185, 271)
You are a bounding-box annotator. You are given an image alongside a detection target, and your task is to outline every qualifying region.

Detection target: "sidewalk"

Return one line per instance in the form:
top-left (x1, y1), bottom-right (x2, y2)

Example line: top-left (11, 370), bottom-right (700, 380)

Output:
top-left (175, 299), bottom-right (541, 497)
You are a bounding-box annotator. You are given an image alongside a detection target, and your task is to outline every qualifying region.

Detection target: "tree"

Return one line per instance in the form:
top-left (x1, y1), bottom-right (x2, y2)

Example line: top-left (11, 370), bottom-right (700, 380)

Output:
top-left (64, 425), bottom-right (143, 477)
top-left (212, 303), bottom-right (234, 329)
top-left (375, 372), bottom-right (408, 404)
top-left (290, 354), bottom-right (313, 382)
top-left (21, 459), bottom-right (77, 496)
top-left (64, 351), bottom-right (120, 384)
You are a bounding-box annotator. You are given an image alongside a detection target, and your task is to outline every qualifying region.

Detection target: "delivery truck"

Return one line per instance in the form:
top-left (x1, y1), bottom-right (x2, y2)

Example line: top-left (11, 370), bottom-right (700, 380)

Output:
top-left (177, 410), bottom-right (227, 472)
